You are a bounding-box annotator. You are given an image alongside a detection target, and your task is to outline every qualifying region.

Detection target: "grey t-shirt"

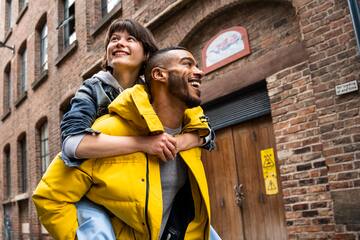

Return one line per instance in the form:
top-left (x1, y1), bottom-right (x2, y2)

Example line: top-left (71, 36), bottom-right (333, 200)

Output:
top-left (159, 127), bottom-right (188, 239)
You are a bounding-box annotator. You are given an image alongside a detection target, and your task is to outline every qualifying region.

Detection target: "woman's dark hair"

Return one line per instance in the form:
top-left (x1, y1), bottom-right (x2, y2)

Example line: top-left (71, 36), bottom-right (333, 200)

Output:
top-left (101, 19), bottom-right (158, 75)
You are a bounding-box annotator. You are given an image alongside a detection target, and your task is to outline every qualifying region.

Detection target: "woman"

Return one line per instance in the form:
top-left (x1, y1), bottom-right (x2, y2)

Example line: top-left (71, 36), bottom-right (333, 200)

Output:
top-left (60, 19), bottom-right (216, 239)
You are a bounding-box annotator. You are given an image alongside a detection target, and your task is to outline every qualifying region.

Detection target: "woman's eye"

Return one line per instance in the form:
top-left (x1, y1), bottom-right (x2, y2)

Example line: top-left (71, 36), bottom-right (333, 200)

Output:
top-left (110, 37), bottom-right (119, 42)
top-left (128, 37), bottom-right (137, 42)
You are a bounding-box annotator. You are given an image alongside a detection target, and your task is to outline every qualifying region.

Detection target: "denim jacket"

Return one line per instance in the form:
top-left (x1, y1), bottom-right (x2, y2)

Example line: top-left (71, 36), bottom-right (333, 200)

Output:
top-left (60, 72), bottom-right (215, 166)
top-left (61, 77), bottom-right (119, 142)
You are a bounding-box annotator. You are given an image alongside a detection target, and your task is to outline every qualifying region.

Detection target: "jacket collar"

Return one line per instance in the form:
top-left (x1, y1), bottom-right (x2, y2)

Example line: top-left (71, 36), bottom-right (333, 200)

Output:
top-left (108, 84), bottom-right (210, 136)
top-left (108, 84), bottom-right (165, 134)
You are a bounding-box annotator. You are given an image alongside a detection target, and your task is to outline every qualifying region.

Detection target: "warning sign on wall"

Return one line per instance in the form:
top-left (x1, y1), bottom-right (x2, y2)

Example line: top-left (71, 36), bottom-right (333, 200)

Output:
top-left (260, 148), bottom-right (279, 195)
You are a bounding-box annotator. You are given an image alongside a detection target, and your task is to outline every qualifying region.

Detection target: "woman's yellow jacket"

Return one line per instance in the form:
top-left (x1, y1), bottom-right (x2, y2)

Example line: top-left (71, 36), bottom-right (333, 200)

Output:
top-left (32, 85), bottom-right (211, 240)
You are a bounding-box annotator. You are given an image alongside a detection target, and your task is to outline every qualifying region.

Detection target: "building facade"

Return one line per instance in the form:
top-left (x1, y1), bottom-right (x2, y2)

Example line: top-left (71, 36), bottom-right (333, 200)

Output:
top-left (0, 0), bottom-right (359, 239)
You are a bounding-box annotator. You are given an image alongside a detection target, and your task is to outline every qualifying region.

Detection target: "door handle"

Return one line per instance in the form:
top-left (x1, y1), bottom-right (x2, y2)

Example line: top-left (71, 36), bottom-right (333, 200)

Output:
top-left (234, 184), bottom-right (245, 207)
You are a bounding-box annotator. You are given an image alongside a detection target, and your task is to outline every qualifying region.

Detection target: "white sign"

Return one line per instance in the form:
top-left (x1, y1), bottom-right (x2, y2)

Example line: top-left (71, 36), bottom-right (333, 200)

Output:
top-left (206, 31), bottom-right (244, 67)
top-left (335, 80), bottom-right (359, 95)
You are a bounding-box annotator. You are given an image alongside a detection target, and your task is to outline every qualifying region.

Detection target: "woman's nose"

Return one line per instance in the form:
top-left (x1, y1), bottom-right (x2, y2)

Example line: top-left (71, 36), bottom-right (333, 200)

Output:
top-left (115, 38), bottom-right (127, 47)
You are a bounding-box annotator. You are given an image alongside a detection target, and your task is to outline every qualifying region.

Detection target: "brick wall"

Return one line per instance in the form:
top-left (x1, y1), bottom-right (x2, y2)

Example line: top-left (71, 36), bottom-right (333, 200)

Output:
top-left (0, 0), bottom-right (359, 239)
top-left (267, 0), bottom-right (360, 238)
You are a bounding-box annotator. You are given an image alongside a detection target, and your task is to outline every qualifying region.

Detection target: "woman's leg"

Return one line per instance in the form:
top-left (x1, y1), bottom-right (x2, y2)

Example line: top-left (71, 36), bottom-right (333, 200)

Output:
top-left (76, 198), bottom-right (116, 240)
top-left (210, 225), bottom-right (222, 240)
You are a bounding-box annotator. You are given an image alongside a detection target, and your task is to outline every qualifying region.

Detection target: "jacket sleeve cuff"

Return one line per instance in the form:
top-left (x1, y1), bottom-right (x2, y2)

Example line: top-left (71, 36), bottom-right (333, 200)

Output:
top-left (61, 134), bottom-right (86, 167)
top-left (200, 127), bottom-right (216, 151)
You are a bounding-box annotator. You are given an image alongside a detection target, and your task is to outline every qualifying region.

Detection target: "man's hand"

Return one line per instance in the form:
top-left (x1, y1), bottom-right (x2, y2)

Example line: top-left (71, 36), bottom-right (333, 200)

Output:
top-left (175, 132), bottom-right (202, 152)
top-left (142, 133), bottom-right (177, 161)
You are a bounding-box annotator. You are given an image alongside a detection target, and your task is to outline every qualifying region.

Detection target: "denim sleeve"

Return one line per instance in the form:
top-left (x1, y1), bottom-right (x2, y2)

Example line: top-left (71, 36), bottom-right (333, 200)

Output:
top-left (60, 82), bottom-right (100, 143)
top-left (60, 82), bottom-right (101, 165)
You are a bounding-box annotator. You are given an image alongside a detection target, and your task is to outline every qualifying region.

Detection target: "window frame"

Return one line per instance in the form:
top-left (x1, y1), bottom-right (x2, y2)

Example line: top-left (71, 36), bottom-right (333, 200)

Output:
top-left (40, 24), bottom-right (48, 72)
top-left (3, 64), bottom-right (12, 113)
top-left (18, 0), bottom-right (26, 12)
top-left (40, 122), bottom-right (50, 174)
top-left (63, 0), bottom-right (76, 48)
top-left (19, 47), bottom-right (27, 96)
top-left (101, 0), bottom-right (121, 17)
top-left (18, 135), bottom-right (27, 193)
top-left (5, 0), bottom-right (12, 32)
top-left (3, 146), bottom-right (11, 198)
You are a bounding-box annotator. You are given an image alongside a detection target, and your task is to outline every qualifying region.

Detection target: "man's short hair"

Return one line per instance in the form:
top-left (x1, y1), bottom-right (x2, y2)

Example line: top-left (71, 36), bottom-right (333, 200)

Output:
top-left (144, 46), bottom-right (188, 91)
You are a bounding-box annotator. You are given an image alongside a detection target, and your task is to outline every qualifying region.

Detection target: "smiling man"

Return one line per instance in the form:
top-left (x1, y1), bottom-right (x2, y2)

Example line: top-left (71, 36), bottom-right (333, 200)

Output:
top-left (33, 47), bottom-right (212, 240)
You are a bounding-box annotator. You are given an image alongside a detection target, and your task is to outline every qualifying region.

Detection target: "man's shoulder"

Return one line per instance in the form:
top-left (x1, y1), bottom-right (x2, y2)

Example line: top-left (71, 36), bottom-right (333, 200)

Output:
top-left (92, 113), bottom-right (135, 135)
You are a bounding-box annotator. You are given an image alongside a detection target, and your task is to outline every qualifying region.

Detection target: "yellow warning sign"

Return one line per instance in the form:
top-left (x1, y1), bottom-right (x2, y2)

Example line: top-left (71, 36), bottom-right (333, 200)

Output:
top-left (260, 148), bottom-right (279, 195)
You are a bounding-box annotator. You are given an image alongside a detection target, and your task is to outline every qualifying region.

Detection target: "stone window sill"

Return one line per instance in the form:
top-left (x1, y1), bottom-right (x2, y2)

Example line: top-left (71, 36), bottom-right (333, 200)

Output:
top-left (32, 70), bottom-right (49, 90)
top-left (1, 108), bottom-right (11, 122)
top-left (16, 3), bottom-right (29, 24)
top-left (55, 40), bottom-right (78, 66)
top-left (2, 192), bottom-right (29, 204)
top-left (14, 192), bottom-right (29, 201)
top-left (15, 91), bottom-right (28, 108)
top-left (91, 3), bottom-right (122, 37)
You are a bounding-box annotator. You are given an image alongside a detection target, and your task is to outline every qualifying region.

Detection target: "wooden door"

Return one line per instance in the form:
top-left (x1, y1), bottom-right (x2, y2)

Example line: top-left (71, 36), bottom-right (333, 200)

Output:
top-left (202, 115), bottom-right (287, 240)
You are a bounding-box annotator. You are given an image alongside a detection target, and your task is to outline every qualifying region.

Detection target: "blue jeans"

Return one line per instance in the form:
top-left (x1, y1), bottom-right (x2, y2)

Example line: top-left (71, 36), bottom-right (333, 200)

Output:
top-left (76, 198), bottom-right (222, 240)
top-left (210, 225), bottom-right (222, 240)
top-left (76, 198), bottom-right (116, 240)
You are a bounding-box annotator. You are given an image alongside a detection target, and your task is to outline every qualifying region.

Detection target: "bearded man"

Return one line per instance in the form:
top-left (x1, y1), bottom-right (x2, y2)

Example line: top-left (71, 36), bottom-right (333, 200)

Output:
top-left (33, 47), bottom-right (213, 240)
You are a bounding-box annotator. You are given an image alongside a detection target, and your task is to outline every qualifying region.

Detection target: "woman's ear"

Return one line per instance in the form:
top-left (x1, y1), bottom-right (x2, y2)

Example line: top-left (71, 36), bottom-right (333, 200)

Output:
top-left (151, 67), bottom-right (168, 83)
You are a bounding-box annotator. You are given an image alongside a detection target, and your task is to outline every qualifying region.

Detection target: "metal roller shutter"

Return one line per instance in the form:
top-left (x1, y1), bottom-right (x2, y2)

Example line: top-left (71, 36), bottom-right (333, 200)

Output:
top-left (202, 82), bottom-right (271, 130)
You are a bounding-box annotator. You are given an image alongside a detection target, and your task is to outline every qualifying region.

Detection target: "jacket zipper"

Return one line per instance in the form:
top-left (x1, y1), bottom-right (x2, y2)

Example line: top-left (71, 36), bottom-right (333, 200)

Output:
top-left (145, 154), bottom-right (151, 240)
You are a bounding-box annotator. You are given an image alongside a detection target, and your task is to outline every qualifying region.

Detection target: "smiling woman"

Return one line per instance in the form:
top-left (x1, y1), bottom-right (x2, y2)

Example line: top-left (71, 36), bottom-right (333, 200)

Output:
top-left (106, 31), bottom-right (146, 88)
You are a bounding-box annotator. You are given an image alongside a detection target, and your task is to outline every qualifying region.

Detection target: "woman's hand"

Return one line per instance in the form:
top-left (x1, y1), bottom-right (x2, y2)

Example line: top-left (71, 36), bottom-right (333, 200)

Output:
top-left (141, 133), bottom-right (177, 162)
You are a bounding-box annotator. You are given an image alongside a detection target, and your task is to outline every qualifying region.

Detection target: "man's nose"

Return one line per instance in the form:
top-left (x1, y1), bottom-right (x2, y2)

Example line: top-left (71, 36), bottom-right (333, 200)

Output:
top-left (194, 66), bottom-right (205, 78)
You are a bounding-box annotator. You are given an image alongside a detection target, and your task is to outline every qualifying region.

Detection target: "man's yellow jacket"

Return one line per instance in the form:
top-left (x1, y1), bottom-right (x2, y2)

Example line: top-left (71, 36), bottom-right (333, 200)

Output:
top-left (32, 85), bottom-right (211, 240)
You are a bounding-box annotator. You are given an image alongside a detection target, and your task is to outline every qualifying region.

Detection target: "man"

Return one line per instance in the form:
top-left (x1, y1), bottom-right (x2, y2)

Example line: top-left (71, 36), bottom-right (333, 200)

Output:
top-left (33, 47), bottom-right (212, 240)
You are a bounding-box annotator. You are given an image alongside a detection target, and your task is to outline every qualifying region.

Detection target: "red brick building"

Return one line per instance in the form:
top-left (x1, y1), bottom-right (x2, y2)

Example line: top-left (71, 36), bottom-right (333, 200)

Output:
top-left (0, 0), bottom-right (359, 239)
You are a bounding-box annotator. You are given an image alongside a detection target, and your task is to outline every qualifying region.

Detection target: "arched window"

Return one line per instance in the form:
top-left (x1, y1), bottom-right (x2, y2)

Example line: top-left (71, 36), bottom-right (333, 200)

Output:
top-left (17, 133), bottom-right (27, 193)
top-left (35, 117), bottom-right (50, 176)
top-left (3, 62), bottom-right (12, 116)
top-left (3, 144), bottom-right (11, 198)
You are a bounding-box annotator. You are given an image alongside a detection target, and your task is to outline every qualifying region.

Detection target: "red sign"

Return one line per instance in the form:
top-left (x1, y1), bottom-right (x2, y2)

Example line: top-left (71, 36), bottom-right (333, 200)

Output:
top-left (202, 26), bottom-right (251, 74)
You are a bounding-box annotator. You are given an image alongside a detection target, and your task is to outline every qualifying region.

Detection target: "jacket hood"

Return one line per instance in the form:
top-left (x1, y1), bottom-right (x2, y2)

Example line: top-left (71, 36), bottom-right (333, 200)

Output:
top-left (108, 84), bottom-right (210, 136)
top-left (93, 70), bottom-right (124, 92)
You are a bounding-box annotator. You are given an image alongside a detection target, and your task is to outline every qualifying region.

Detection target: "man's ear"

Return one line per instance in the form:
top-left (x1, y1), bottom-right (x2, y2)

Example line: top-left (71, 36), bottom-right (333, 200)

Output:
top-left (151, 67), bottom-right (168, 83)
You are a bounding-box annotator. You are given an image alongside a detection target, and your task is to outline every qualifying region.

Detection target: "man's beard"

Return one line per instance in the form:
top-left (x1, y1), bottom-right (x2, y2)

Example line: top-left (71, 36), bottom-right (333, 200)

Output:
top-left (168, 72), bottom-right (201, 108)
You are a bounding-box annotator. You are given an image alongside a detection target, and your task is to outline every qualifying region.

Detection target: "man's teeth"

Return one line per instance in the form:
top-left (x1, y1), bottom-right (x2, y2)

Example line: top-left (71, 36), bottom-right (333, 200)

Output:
top-left (191, 82), bottom-right (200, 87)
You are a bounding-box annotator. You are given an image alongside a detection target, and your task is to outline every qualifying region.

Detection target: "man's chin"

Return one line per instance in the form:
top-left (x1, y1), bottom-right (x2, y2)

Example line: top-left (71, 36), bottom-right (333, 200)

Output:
top-left (186, 98), bottom-right (201, 108)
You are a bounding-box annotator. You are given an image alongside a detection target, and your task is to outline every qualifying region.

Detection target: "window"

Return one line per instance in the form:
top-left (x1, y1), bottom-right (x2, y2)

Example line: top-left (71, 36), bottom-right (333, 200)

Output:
top-left (40, 24), bottom-right (48, 72)
top-left (3, 64), bottom-right (11, 113)
top-left (101, 0), bottom-right (120, 16)
top-left (18, 0), bottom-right (27, 12)
top-left (3, 204), bottom-right (12, 239)
top-left (3, 145), bottom-right (11, 198)
top-left (40, 122), bottom-right (50, 174)
top-left (17, 135), bottom-right (27, 193)
top-left (18, 46), bottom-right (27, 97)
top-left (63, 0), bottom-right (76, 47)
top-left (5, 0), bottom-right (12, 32)
top-left (19, 199), bottom-right (29, 237)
